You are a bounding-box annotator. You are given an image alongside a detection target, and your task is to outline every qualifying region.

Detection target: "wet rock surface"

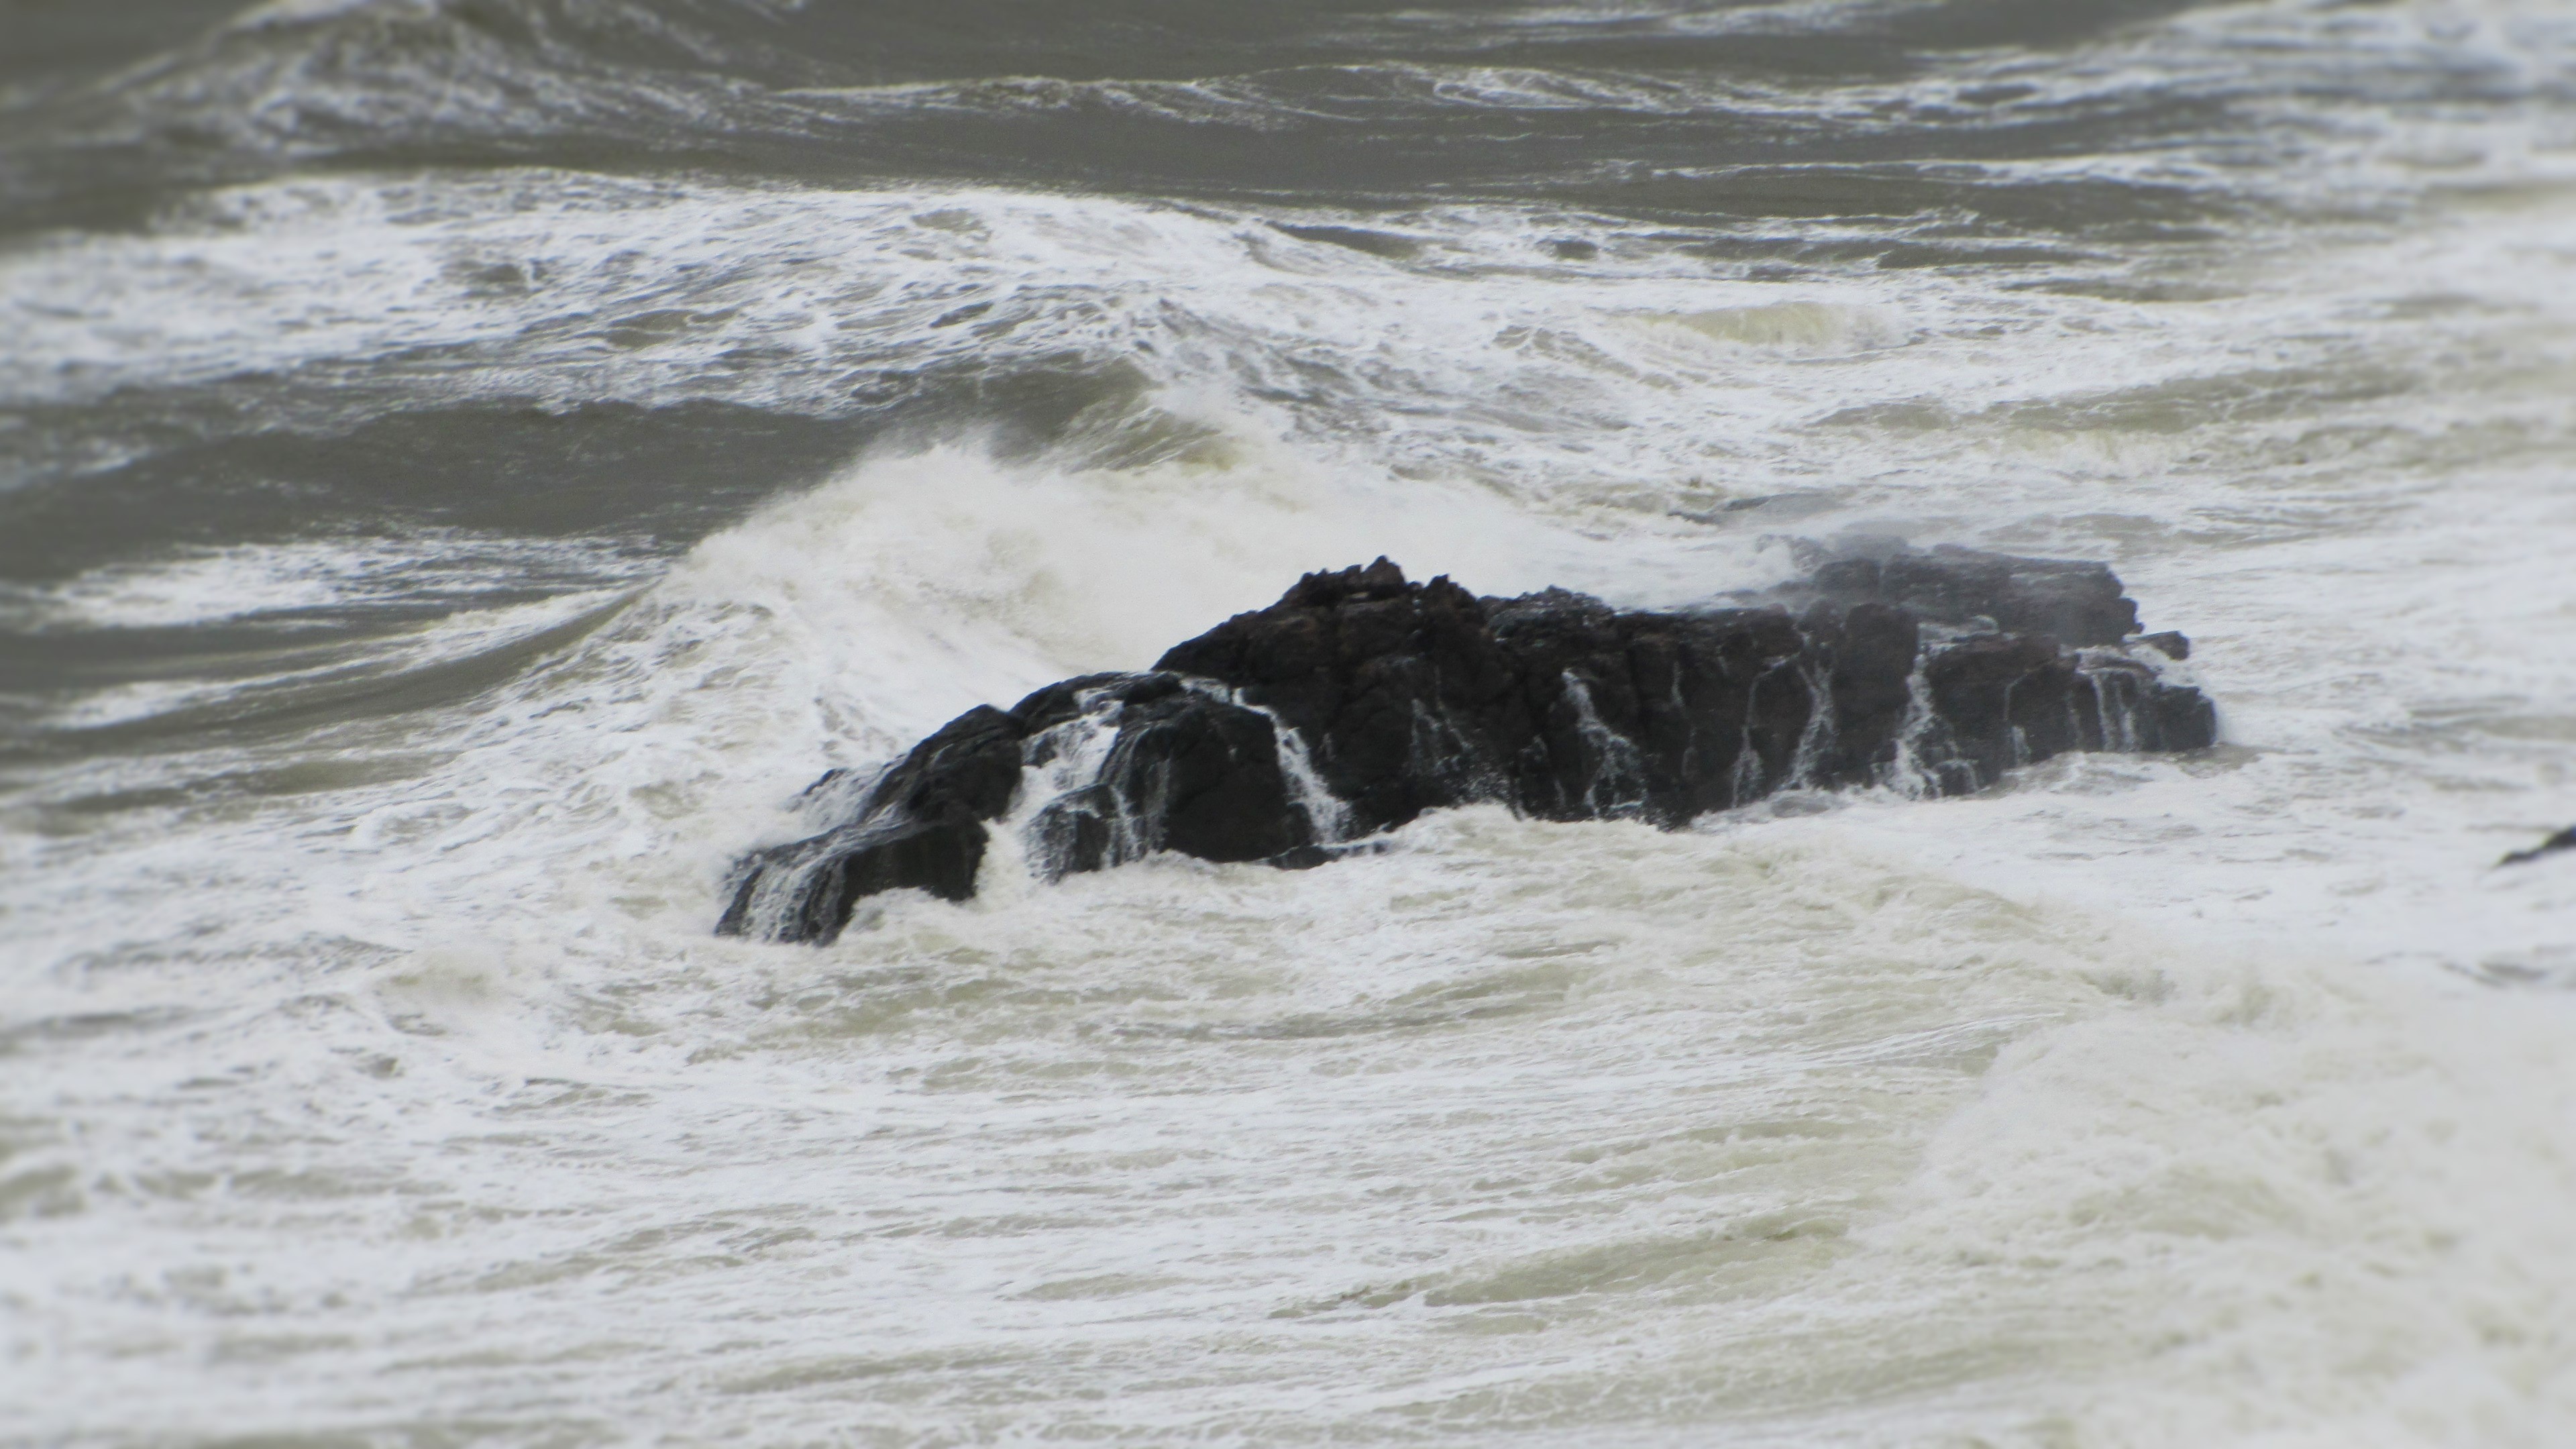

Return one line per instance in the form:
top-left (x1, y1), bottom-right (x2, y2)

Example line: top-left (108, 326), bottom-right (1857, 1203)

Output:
top-left (719, 546), bottom-right (2218, 943)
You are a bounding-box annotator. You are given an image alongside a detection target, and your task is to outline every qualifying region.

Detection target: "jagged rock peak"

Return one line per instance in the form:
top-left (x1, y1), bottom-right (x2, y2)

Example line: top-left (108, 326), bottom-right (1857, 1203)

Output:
top-left (1275, 555), bottom-right (1417, 607)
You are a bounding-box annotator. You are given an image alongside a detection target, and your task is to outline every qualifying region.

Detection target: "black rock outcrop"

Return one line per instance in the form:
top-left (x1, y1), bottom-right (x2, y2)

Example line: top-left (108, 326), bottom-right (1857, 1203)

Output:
top-left (718, 545), bottom-right (2217, 943)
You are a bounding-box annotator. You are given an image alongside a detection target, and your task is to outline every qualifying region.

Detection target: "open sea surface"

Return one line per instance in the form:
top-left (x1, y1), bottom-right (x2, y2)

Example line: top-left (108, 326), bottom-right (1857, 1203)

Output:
top-left (5, 1), bottom-right (2576, 1443)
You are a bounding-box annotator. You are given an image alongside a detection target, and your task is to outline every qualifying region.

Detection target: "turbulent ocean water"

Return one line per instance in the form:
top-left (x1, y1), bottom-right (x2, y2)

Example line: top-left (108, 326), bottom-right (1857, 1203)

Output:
top-left (5, 1), bottom-right (2576, 1442)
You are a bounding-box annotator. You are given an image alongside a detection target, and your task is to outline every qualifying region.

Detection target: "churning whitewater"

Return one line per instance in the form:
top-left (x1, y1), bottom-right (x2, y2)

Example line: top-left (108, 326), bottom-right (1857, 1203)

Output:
top-left (5, 1), bottom-right (2576, 1445)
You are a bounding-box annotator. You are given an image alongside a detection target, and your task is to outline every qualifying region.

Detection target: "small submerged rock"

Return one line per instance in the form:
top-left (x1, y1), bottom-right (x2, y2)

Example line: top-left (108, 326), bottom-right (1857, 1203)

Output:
top-left (718, 545), bottom-right (2218, 944)
top-left (2500, 827), bottom-right (2576, 867)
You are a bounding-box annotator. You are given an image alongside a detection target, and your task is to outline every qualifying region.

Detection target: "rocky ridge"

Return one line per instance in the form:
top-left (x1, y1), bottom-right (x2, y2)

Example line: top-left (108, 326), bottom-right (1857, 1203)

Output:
top-left (718, 545), bottom-right (2216, 944)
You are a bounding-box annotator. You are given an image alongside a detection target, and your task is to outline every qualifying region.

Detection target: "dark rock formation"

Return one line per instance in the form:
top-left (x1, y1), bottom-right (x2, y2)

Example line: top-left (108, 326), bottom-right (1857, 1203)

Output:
top-left (718, 545), bottom-right (2218, 943)
top-left (1018, 672), bottom-right (1313, 876)
top-left (1785, 542), bottom-right (2142, 648)
top-left (2135, 631), bottom-right (2192, 661)
top-left (2501, 827), bottom-right (2576, 867)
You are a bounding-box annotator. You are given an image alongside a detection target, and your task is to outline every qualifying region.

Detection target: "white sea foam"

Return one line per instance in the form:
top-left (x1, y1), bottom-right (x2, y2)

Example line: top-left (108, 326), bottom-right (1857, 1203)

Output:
top-left (0, 533), bottom-right (645, 635)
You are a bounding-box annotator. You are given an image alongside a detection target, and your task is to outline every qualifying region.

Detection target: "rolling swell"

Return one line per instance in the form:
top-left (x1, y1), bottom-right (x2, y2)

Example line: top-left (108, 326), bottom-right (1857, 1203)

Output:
top-left (0, 0), bottom-right (2487, 238)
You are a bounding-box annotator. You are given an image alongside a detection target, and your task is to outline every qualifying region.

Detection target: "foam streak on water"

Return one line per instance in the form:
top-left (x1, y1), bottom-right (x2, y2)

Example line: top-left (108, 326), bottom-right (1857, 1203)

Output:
top-left (5, 0), bottom-right (2576, 1444)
